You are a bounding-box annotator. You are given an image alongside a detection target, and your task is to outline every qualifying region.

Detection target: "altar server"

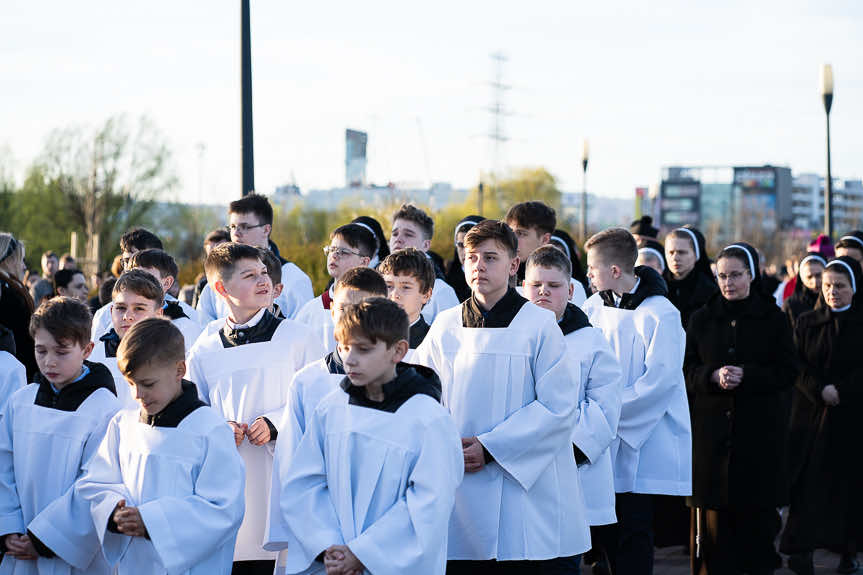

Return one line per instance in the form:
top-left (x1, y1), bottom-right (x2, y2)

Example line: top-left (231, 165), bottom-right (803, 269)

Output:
top-left (0, 297), bottom-right (119, 574)
top-left (274, 297), bottom-right (463, 575)
top-left (76, 318), bottom-right (245, 575)
top-left (197, 194), bottom-right (313, 322)
top-left (187, 242), bottom-right (322, 573)
top-left (523, 246), bottom-right (623, 531)
top-left (413, 220), bottom-right (589, 572)
top-left (294, 223), bottom-right (376, 353)
top-left (582, 228), bottom-right (692, 575)
top-left (379, 248), bottom-right (435, 350)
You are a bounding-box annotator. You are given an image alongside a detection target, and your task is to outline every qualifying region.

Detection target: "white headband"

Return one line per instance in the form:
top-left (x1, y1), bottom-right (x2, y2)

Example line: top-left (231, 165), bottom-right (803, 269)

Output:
top-left (725, 244), bottom-right (755, 278)
top-left (352, 221), bottom-right (377, 238)
top-left (799, 254), bottom-right (827, 269)
top-left (638, 247), bottom-right (666, 272)
top-left (826, 260), bottom-right (857, 293)
top-left (840, 235), bottom-right (863, 249)
top-left (453, 220), bottom-right (478, 243)
top-left (550, 236), bottom-right (571, 260)
top-left (675, 228), bottom-right (700, 260)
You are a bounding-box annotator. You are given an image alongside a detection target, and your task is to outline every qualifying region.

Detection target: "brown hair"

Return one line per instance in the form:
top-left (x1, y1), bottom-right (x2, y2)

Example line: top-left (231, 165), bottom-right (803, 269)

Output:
top-left (505, 201), bottom-right (556, 235)
top-left (463, 220), bottom-right (518, 258)
top-left (229, 194), bottom-right (273, 226)
top-left (119, 228), bottom-right (163, 253)
top-left (334, 267), bottom-right (388, 296)
top-left (584, 228), bottom-right (637, 271)
top-left (392, 204), bottom-right (434, 240)
top-left (258, 248), bottom-right (282, 285)
top-left (334, 297), bottom-right (409, 348)
top-left (29, 296), bottom-right (92, 347)
top-left (117, 317), bottom-right (185, 376)
top-left (378, 248), bottom-right (435, 294)
top-left (113, 269), bottom-right (164, 307)
top-left (205, 228), bottom-right (230, 245)
top-left (204, 242), bottom-right (262, 283)
top-left (129, 249), bottom-right (179, 282)
top-left (526, 244), bottom-right (572, 277)
top-left (331, 224), bottom-right (377, 257)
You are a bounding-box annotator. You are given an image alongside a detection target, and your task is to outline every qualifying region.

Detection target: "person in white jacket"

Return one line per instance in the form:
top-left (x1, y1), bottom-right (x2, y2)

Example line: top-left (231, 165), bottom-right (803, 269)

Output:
top-left (523, 246), bottom-right (623, 535)
top-left (582, 228), bottom-right (692, 575)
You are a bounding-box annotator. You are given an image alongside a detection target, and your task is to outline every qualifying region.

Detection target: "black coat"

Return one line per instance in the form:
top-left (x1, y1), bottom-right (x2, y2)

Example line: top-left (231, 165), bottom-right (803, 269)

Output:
top-left (782, 281), bottom-right (819, 329)
top-left (665, 270), bottom-right (718, 329)
top-left (684, 291), bottom-right (797, 509)
top-left (780, 303), bottom-right (863, 551)
top-left (0, 278), bottom-right (36, 380)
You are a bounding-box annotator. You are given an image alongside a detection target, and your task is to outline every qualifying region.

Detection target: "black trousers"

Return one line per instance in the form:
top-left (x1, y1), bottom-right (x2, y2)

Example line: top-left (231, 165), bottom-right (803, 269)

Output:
top-left (446, 555), bottom-right (580, 575)
top-left (698, 507), bottom-right (779, 575)
top-left (231, 560), bottom-right (275, 575)
top-left (592, 492), bottom-right (655, 575)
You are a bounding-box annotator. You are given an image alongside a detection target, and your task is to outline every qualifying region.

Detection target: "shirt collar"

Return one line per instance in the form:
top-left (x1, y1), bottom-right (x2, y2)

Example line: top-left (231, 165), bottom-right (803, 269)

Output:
top-left (613, 276), bottom-right (641, 307)
top-left (226, 307), bottom-right (266, 331)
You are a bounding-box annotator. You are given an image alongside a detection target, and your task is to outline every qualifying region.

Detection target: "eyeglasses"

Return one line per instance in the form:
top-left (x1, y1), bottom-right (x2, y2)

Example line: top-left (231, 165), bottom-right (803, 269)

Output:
top-left (717, 271), bottom-right (749, 282)
top-left (324, 246), bottom-right (365, 258)
top-left (227, 223), bottom-right (267, 233)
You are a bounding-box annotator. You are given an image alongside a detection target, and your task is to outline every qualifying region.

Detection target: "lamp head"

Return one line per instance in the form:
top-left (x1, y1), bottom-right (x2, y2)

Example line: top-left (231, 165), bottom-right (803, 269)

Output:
top-left (821, 64), bottom-right (833, 97)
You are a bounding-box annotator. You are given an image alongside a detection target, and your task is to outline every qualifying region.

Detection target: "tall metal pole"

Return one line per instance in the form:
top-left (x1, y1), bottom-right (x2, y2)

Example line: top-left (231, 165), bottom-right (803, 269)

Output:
top-left (241, 0), bottom-right (255, 196)
top-left (478, 181), bottom-right (484, 216)
top-left (822, 64), bottom-right (833, 237)
top-left (580, 161), bottom-right (588, 240)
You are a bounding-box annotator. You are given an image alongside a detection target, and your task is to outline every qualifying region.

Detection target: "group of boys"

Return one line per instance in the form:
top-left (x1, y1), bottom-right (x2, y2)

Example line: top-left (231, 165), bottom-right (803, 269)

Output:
top-left (0, 192), bottom-right (691, 575)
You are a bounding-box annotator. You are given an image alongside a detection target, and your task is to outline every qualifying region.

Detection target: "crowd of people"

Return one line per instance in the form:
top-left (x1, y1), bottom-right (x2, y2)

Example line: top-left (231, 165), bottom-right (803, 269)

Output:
top-left (0, 195), bottom-right (859, 575)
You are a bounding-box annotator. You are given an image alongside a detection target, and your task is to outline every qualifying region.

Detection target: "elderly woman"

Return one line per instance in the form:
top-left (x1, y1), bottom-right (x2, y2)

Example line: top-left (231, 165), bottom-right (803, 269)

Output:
top-left (684, 243), bottom-right (797, 575)
top-left (781, 256), bottom-right (863, 575)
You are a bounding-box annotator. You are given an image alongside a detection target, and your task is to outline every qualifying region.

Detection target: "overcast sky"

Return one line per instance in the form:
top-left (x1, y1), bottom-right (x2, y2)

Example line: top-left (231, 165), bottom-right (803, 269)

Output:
top-left (2, 0), bottom-right (861, 206)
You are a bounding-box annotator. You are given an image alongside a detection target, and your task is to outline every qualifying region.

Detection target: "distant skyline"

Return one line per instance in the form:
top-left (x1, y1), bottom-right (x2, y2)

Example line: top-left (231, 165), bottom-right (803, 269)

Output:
top-left (2, 0), bottom-right (861, 206)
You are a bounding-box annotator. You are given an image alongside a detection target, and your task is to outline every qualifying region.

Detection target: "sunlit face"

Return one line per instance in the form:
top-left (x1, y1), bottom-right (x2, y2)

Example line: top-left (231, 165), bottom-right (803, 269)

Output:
top-left (111, 290), bottom-right (163, 338)
top-left (507, 223), bottom-right (549, 263)
top-left (229, 211), bottom-right (271, 248)
top-left (822, 268), bottom-right (854, 310)
top-left (33, 328), bottom-right (93, 389)
top-left (799, 260), bottom-right (824, 293)
top-left (836, 245), bottom-right (863, 264)
top-left (326, 235), bottom-right (371, 281)
top-left (464, 239), bottom-right (519, 300)
top-left (58, 272), bottom-right (89, 303)
top-left (456, 231), bottom-right (469, 265)
top-left (716, 256), bottom-right (751, 301)
top-left (665, 236), bottom-right (697, 279)
top-left (214, 258), bottom-right (272, 315)
top-left (338, 333), bottom-right (405, 389)
top-left (123, 359), bottom-right (185, 416)
top-left (523, 265), bottom-right (572, 320)
top-left (585, 249), bottom-right (617, 293)
top-left (41, 255), bottom-right (58, 277)
top-left (331, 288), bottom-right (376, 326)
top-left (389, 219), bottom-right (430, 252)
top-left (383, 273), bottom-right (431, 323)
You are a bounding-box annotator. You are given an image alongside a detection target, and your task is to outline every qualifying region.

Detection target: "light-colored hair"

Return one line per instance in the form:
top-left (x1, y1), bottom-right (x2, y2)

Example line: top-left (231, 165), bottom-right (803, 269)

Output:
top-left (585, 228), bottom-right (638, 272)
top-left (334, 297), bottom-right (408, 348)
top-left (526, 245), bottom-right (572, 278)
top-left (117, 318), bottom-right (185, 376)
top-left (0, 233), bottom-right (25, 282)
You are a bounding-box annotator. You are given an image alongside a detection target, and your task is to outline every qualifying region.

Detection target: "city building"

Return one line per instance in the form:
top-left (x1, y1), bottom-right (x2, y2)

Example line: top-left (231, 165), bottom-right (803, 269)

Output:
top-left (792, 173), bottom-right (863, 233)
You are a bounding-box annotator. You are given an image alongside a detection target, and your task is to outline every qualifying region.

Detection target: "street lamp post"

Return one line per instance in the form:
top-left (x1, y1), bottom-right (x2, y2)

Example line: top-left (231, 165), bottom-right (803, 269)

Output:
top-left (580, 139), bottom-right (589, 241)
top-left (821, 64), bottom-right (834, 237)
top-left (241, 0), bottom-right (255, 196)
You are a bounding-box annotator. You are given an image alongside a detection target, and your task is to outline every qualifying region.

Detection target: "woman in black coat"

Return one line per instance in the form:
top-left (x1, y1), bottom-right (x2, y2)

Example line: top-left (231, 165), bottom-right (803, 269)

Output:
top-left (780, 256), bottom-right (863, 575)
top-left (664, 226), bottom-right (718, 329)
top-left (684, 243), bottom-right (797, 575)
top-left (781, 253), bottom-right (826, 328)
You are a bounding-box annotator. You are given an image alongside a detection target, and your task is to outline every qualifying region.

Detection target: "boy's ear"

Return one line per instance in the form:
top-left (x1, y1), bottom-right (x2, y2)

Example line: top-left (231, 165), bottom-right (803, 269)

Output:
top-left (213, 279), bottom-right (228, 298)
top-left (81, 341), bottom-right (95, 360)
top-left (568, 280), bottom-right (574, 300)
top-left (540, 232), bottom-right (551, 245)
top-left (508, 256), bottom-right (521, 278)
top-left (155, 306), bottom-right (164, 316)
top-left (162, 276), bottom-right (175, 292)
top-left (420, 288), bottom-right (432, 306)
top-left (176, 359), bottom-right (186, 381)
top-left (272, 283), bottom-right (283, 298)
top-left (360, 256), bottom-right (371, 267)
top-left (421, 238), bottom-right (432, 252)
top-left (392, 339), bottom-right (409, 363)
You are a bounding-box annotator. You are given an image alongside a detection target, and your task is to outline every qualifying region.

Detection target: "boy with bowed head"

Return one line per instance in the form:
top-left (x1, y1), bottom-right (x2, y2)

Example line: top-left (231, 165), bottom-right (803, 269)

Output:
top-left (582, 228), bottom-right (691, 575)
top-left (414, 220), bottom-right (589, 572)
top-left (523, 245), bottom-right (623, 548)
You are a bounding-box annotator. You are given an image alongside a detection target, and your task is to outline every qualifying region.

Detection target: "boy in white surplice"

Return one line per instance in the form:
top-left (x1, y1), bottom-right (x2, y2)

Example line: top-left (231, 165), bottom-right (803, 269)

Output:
top-left (413, 220), bottom-right (590, 573)
top-left (187, 242), bottom-right (323, 574)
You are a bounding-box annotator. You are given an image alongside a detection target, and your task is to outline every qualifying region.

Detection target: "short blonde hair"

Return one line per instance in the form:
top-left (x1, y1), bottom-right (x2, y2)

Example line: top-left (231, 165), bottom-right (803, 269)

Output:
top-left (117, 318), bottom-right (184, 376)
top-left (585, 228), bottom-right (637, 272)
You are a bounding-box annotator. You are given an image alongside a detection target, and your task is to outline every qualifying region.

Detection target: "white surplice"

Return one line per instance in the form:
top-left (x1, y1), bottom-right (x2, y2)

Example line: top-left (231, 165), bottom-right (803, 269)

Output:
top-left (275, 389), bottom-right (463, 575)
top-left (75, 407), bottom-right (245, 575)
top-left (420, 278), bottom-right (459, 325)
top-left (293, 296), bottom-right (336, 355)
top-left (412, 302), bottom-right (591, 561)
top-left (0, 353), bottom-right (25, 418)
top-left (187, 318), bottom-right (323, 561)
top-left (196, 262), bottom-right (313, 323)
top-left (0, 384), bottom-right (119, 575)
top-left (565, 325), bottom-right (623, 526)
top-left (87, 340), bottom-right (139, 412)
top-left (582, 293), bottom-right (692, 495)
